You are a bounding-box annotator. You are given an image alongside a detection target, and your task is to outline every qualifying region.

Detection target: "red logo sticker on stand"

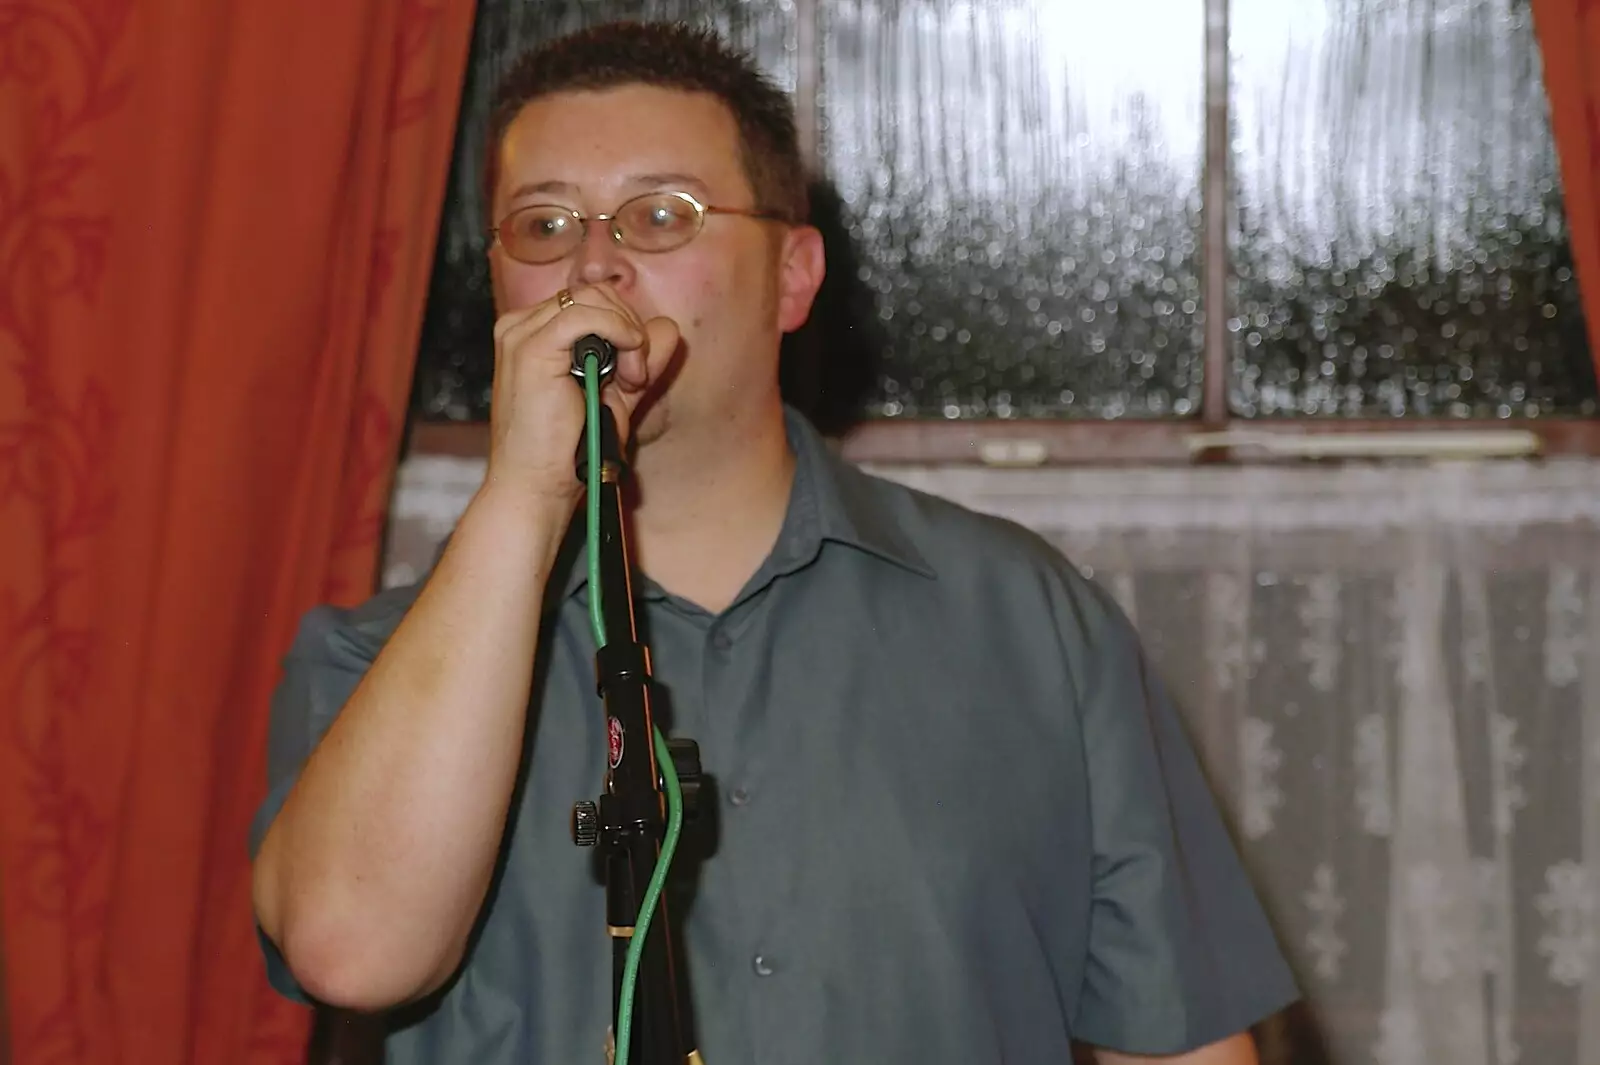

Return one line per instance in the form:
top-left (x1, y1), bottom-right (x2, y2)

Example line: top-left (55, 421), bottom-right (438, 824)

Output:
top-left (608, 717), bottom-right (624, 769)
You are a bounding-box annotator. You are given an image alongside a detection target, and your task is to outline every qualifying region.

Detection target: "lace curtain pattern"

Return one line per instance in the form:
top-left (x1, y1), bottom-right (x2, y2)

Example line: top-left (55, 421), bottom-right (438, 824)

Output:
top-left (381, 455), bottom-right (1600, 1065)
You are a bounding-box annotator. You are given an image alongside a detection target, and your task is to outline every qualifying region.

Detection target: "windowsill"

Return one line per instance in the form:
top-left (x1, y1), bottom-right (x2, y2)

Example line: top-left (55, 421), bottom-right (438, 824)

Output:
top-left (408, 417), bottom-right (1600, 466)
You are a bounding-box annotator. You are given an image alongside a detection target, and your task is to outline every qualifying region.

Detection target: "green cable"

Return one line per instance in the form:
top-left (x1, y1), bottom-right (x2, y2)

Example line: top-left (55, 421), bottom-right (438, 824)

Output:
top-left (585, 359), bottom-right (605, 645)
top-left (583, 356), bottom-right (686, 1065)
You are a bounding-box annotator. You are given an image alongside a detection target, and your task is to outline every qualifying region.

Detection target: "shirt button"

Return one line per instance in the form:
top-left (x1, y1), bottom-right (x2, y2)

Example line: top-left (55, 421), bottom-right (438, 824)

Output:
top-left (752, 954), bottom-right (775, 977)
top-left (729, 787), bottom-right (750, 807)
top-left (711, 630), bottom-right (732, 651)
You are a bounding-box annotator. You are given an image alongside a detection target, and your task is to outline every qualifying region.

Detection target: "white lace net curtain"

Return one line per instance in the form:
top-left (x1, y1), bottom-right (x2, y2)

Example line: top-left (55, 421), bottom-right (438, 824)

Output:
top-left (382, 455), bottom-right (1600, 1065)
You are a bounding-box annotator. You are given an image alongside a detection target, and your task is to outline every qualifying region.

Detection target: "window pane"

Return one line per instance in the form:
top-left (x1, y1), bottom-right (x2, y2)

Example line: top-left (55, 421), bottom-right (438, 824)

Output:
top-left (411, 0), bottom-right (799, 422)
top-left (823, 0), bottom-right (1206, 419)
top-left (1228, 0), bottom-right (1598, 418)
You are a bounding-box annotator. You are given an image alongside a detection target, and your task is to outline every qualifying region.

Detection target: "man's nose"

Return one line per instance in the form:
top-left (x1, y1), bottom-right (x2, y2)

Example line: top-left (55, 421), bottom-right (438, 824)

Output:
top-left (570, 219), bottom-right (632, 288)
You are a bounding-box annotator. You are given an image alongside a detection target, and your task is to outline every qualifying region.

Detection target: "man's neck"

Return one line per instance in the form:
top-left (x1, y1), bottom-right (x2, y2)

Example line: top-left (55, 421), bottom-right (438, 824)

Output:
top-left (626, 401), bottom-right (797, 615)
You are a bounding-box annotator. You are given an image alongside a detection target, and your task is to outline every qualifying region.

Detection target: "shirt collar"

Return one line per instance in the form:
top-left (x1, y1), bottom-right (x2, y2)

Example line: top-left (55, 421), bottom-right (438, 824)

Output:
top-left (559, 406), bottom-right (933, 602)
top-left (780, 405), bottom-right (934, 579)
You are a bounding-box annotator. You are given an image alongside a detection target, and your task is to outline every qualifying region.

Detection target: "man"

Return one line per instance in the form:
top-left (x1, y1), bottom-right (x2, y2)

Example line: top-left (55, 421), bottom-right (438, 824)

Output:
top-left (251, 20), bottom-right (1299, 1065)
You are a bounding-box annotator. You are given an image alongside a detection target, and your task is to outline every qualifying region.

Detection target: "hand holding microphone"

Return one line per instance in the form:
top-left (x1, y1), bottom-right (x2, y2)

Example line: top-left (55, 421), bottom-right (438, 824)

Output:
top-left (486, 283), bottom-right (680, 508)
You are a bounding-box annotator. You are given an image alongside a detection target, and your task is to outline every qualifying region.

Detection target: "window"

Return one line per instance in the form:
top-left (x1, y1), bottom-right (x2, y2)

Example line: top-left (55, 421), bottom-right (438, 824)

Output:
top-left (1228, 0), bottom-right (1594, 419)
top-left (410, 0), bottom-right (1598, 461)
top-left (818, 0), bottom-right (1208, 420)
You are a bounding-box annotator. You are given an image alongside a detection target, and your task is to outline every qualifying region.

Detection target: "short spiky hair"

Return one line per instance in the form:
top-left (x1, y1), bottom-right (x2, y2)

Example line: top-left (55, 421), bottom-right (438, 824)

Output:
top-left (485, 21), bottom-right (808, 225)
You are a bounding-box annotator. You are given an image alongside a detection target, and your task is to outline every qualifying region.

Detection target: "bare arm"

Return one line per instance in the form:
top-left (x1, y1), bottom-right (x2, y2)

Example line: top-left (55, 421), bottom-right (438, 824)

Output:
top-left (1095, 1032), bottom-right (1259, 1065)
top-left (250, 283), bottom-right (679, 1011)
top-left (252, 483), bottom-right (570, 1010)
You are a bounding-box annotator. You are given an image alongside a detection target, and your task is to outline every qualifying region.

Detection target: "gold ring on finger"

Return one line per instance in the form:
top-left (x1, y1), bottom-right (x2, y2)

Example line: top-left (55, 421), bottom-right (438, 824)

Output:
top-left (557, 289), bottom-right (575, 311)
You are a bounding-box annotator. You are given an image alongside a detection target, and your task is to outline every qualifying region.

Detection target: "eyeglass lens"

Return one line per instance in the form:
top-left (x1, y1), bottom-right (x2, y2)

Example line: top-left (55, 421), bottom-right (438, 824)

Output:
top-left (498, 192), bottom-right (704, 263)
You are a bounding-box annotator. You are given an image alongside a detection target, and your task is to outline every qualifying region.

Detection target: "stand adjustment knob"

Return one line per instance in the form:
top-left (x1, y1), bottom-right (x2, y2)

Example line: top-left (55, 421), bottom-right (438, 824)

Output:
top-left (665, 738), bottom-right (704, 822)
top-left (571, 800), bottom-right (600, 847)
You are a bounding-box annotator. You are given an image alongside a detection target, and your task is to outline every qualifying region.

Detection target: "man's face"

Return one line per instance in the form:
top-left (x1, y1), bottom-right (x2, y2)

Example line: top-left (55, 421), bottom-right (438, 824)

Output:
top-left (490, 84), bottom-right (823, 448)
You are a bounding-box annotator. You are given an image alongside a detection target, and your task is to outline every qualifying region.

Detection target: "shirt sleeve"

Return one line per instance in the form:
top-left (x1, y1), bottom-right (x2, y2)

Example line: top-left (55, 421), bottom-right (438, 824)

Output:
top-left (1062, 575), bottom-right (1301, 1054)
top-left (249, 587), bottom-right (418, 1003)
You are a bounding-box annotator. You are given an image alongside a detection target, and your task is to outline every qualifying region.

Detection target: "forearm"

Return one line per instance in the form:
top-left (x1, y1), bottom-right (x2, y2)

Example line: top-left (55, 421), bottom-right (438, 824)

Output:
top-left (253, 482), bottom-right (571, 1010)
top-left (1095, 1032), bottom-right (1259, 1065)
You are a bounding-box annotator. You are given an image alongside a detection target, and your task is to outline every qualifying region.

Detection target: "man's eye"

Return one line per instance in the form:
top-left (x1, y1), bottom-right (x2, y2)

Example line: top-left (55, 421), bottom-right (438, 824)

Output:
top-left (525, 215), bottom-right (570, 239)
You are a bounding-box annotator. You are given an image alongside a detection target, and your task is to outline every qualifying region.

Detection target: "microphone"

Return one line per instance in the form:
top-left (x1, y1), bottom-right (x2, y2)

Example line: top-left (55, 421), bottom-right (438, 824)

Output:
top-left (572, 333), bottom-right (622, 485)
top-left (571, 333), bottom-right (618, 380)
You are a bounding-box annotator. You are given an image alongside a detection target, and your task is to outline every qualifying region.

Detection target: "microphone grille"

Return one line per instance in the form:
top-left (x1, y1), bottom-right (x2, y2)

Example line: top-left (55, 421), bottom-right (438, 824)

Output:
top-left (571, 334), bottom-right (617, 380)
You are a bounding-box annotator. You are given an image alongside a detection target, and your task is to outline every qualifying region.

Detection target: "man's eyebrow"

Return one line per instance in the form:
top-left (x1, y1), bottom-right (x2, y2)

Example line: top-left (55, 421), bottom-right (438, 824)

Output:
top-left (622, 172), bottom-right (711, 195)
top-left (504, 179), bottom-right (579, 202)
top-left (504, 173), bottom-right (713, 204)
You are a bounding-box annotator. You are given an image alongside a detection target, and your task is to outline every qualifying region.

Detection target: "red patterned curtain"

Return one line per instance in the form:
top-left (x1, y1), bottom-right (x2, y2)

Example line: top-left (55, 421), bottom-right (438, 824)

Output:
top-left (0, 2), bottom-right (473, 1062)
top-left (1533, 0), bottom-right (1600, 374)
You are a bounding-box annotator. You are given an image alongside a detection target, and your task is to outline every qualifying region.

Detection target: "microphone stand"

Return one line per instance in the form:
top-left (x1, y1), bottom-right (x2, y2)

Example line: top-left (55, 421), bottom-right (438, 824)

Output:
top-left (568, 335), bottom-right (704, 1065)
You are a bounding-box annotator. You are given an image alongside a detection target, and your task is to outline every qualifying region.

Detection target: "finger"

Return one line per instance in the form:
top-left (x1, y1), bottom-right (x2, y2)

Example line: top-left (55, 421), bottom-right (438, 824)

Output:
top-left (505, 306), bottom-right (647, 380)
top-left (610, 316), bottom-right (681, 401)
top-left (609, 322), bottom-right (683, 436)
top-left (612, 343), bottom-right (648, 391)
top-left (493, 285), bottom-right (632, 358)
top-left (492, 303), bottom-right (554, 347)
top-left (574, 285), bottom-right (652, 382)
top-left (557, 286), bottom-right (655, 367)
top-left (610, 316), bottom-right (681, 392)
top-left (578, 282), bottom-right (645, 332)
top-left (563, 287), bottom-right (658, 391)
top-left (495, 311), bottom-right (564, 375)
top-left (640, 316), bottom-right (681, 381)
top-left (493, 289), bottom-right (574, 360)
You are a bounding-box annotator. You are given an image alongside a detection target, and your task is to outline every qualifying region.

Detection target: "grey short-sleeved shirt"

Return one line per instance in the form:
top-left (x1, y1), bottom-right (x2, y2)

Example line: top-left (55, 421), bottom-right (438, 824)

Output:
top-left (252, 407), bottom-right (1299, 1063)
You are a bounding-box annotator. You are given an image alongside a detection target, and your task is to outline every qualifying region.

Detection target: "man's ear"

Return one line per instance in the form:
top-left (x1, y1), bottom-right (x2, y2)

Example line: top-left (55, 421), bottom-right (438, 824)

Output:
top-left (776, 224), bottom-right (826, 333)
